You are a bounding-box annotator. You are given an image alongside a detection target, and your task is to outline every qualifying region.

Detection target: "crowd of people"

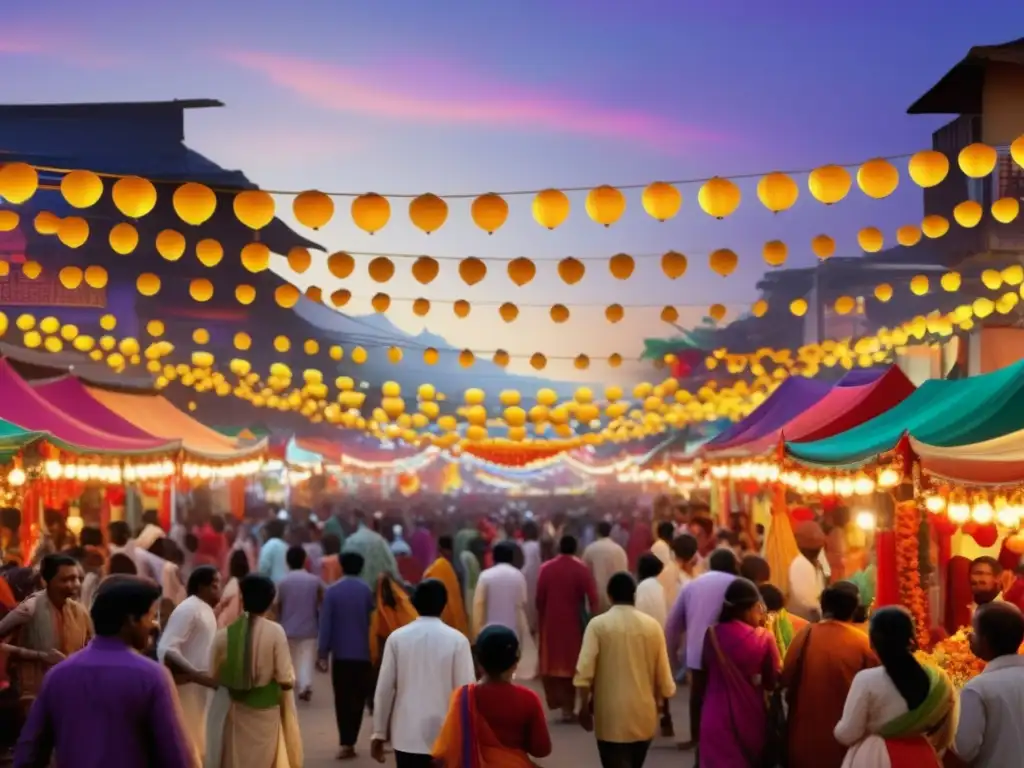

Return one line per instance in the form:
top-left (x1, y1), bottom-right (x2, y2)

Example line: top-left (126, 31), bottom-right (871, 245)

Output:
top-left (0, 495), bottom-right (1022, 767)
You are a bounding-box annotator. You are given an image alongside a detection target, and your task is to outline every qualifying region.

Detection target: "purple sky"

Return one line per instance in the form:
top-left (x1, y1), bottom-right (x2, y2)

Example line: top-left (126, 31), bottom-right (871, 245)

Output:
top-left (4, 0), bottom-right (1024, 383)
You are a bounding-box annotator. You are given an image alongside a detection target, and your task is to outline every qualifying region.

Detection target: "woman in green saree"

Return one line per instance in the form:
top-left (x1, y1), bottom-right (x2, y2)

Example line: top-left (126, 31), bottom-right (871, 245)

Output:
top-left (834, 607), bottom-right (956, 768)
top-left (209, 575), bottom-right (303, 768)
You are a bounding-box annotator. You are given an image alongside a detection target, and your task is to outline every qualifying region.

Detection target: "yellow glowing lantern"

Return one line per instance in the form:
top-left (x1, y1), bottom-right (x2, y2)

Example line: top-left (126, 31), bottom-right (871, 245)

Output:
top-left (23, 330), bottom-right (41, 349)
top-left (459, 257), bottom-right (487, 286)
top-left (921, 215), bottom-right (949, 239)
top-left (752, 299), bottom-right (768, 317)
top-left (907, 150), bottom-right (949, 188)
top-left (272, 336), bottom-right (291, 354)
top-left (452, 299), bottom-right (470, 318)
top-left (43, 335), bottom-right (64, 354)
top-left (709, 303), bottom-right (727, 322)
top-left (0, 211), bottom-right (19, 232)
top-left (641, 182), bottom-right (681, 221)
top-left (233, 189), bottom-right (275, 229)
top-left (789, 298), bottom-right (808, 317)
top-left (172, 182), bottom-right (216, 225)
top-left (585, 185), bottom-right (626, 226)
top-left (57, 217), bottom-right (89, 249)
top-left (761, 240), bottom-right (787, 267)
top-left (1003, 265), bottom-right (1024, 286)
top-left (550, 304), bottom-right (570, 323)
top-left (422, 347), bottom-right (439, 365)
top-left (60, 170), bottom-right (103, 209)
top-left (856, 158), bottom-right (899, 199)
top-left (811, 234), bottom-right (835, 260)
top-left (21, 261), bottom-right (42, 280)
top-left (99, 314), bottom-right (116, 331)
top-left (84, 265), bottom-right (107, 289)
top-left (0, 162), bottom-right (38, 204)
top-left (235, 284), bottom-right (256, 305)
top-left (241, 242), bottom-right (270, 273)
top-left (195, 238), bottom-right (223, 268)
top-left (330, 289), bottom-right (350, 307)
top-left (608, 253), bottom-right (635, 280)
top-left (660, 250), bottom-right (688, 279)
top-left (233, 332), bottom-right (252, 351)
top-left (154, 229), bottom-right (185, 261)
top-left (697, 177), bottom-right (741, 218)
top-left (108, 222), bottom-right (139, 254)
top-left (274, 284), bottom-right (300, 308)
top-left (756, 172), bottom-right (798, 213)
top-left (608, 353), bottom-right (622, 368)
top-left (59, 324), bottom-right (78, 341)
top-left (412, 298), bottom-right (431, 316)
top-left (368, 256), bottom-right (395, 283)
top-left (189, 278), bottom-right (214, 302)
top-left (530, 353), bottom-right (547, 370)
top-left (371, 293), bottom-right (391, 313)
top-left (909, 275), bottom-right (929, 296)
top-left (532, 188), bottom-right (569, 229)
top-left (411, 256), bottom-right (439, 285)
top-left (992, 197), bottom-right (1020, 224)
top-left (808, 164), bottom-right (851, 204)
top-left (146, 320), bottom-right (165, 337)
top-left (558, 257), bottom-right (585, 285)
top-left (954, 201), bottom-right (983, 228)
top-left (660, 306), bottom-right (679, 323)
top-left (857, 227), bottom-right (884, 253)
top-left (605, 304), bottom-right (624, 323)
top-left (112, 175), bottom-right (157, 218)
top-left (34, 211), bottom-right (59, 235)
top-left (470, 193), bottom-right (508, 234)
top-left (958, 143), bottom-right (997, 178)
top-left (292, 190), bottom-right (334, 230)
top-left (896, 225), bottom-right (922, 247)
top-left (347, 192), bottom-right (391, 235)
top-left (834, 295), bottom-right (856, 315)
top-left (940, 272), bottom-right (961, 292)
top-left (407, 193), bottom-right (447, 234)
top-left (458, 349), bottom-right (475, 368)
top-left (981, 269), bottom-right (1003, 291)
top-left (974, 297), bottom-right (995, 318)
top-left (709, 248), bottom-right (738, 277)
top-left (327, 251), bottom-right (355, 279)
top-left (499, 303), bottom-right (518, 322)
top-left (58, 266), bottom-right (83, 290)
top-left (501, 257), bottom-right (534, 287)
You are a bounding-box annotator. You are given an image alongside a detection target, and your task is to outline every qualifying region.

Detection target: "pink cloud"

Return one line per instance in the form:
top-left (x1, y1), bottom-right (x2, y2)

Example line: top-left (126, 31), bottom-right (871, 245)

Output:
top-left (220, 49), bottom-right (722, 152)
top-left (0, 26), bottom-right (126, 68)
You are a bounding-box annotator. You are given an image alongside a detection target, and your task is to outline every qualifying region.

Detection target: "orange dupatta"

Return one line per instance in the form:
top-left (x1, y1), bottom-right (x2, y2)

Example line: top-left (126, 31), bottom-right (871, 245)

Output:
top-left (369, 575), bottom-right (419, 666)
top-left (432, 685), bottom-right (536, 768)
top-left (423, 557), bottom-right (469, 637)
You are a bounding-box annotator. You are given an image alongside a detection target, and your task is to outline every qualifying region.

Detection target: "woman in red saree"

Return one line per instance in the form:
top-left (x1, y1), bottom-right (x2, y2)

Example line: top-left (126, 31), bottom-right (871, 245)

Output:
top-left (433, 625), bottom-right (551, 767)
top-left (834, 607), bottom-right (956, 768)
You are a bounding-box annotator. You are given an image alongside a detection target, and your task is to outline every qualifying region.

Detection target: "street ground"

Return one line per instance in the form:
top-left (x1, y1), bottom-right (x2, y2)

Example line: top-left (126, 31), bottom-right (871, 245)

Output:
top-left (299, 678), bottom-right (695, 767)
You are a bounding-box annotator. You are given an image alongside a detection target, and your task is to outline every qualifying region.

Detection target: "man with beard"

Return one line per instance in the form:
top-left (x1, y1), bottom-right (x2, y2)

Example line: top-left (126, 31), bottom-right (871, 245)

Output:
top-left (969, 556), bottom-right (1004, 615)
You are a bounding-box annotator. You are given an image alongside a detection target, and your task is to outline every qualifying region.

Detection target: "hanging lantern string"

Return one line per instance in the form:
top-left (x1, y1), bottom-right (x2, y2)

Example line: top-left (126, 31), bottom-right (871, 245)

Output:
top-left (11, 144), bottom-right (1010, 199)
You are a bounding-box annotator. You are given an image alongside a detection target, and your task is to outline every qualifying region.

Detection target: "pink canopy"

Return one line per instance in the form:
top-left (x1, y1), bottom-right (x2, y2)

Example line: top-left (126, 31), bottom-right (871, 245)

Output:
top-left (711, 367), bottom-right (916, 458)
top-left (33, 376), bottom-right (164, 442)
top-left (0, 360), bottom-right (177, 455)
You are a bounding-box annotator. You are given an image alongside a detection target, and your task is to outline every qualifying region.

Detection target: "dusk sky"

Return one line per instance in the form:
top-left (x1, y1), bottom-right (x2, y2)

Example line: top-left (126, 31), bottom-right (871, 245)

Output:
top-left (5, 1), bottom-right (1024, 383)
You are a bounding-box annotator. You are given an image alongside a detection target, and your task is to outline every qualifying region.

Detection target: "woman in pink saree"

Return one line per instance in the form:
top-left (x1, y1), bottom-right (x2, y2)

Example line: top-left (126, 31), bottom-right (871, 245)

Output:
top-left (700, 577), bottom-right (781, 767)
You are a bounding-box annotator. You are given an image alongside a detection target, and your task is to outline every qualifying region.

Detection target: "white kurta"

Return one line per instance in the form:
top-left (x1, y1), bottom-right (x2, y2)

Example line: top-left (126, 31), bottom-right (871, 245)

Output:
top-left (834, 667), bottom-right (925, 768)
top-left (157, 595), bottom-right (218, 761)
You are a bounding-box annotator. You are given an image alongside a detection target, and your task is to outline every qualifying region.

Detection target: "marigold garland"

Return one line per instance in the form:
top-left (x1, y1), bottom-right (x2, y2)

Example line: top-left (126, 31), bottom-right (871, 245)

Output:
top-left (895, 499), bottom-right (930, 650)
top-left (914, 629), bottom-right (985, 689)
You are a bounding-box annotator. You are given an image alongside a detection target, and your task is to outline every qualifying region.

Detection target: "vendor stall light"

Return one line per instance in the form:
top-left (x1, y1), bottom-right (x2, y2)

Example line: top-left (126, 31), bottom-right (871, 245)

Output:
top-left (801, 476), bottom-right (819, 495)
top-left (835, 477), bottom-right (855, 497)
top-left (7, 468), bottom-right (25, 487)
top-left (996, 497), bottom-right (1020, 529)
top-left (66, 512), bottom-right (84, 537)
top-left (854, 510), bottom-right (876, 531)
top-left (970, 497), bottom-right (994, 525)
top-left (818, 477), bottom-right (835, 496)
top-left (63, 464), bottom-right (78, 480)
top-left (44, 460), bottom-right (61, 480)
top-left (924, 495), bottom-right (947, 514)
top-left (710, 465), bottom-right (729, 479)
top-left (853, 474), bottom-right (876, 496)
top-left (877, 467), bottom-right (901, 489)
top-left (948, 499), bottom-right (971, 525)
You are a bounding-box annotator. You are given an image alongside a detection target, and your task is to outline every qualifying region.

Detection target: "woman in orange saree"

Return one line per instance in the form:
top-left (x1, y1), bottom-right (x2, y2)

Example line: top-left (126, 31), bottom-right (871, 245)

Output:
top-left (433, 625), bottom-right (551, 768)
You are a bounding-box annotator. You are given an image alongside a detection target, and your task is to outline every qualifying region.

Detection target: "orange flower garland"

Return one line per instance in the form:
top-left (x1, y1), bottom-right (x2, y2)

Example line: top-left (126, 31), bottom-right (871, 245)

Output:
top-left (915, 629), bottom-right (985, 689)
top-left (895, 499), bottom-right (930, 650)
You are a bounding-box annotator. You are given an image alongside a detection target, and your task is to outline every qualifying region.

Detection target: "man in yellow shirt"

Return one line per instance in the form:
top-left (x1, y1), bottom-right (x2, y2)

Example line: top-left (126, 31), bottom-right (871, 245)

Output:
top-left (575, 571), bottom-right (677, 768)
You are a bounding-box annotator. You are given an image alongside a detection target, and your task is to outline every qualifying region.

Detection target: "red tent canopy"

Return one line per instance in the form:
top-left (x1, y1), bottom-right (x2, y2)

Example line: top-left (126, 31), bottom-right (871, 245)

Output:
top-left (713, 366), bottom-right (916, 458)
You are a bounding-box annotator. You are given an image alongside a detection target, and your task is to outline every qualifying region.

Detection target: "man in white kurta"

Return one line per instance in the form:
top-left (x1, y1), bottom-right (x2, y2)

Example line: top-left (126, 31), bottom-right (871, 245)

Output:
top-left (582, 521), bottom-right (629, 612)
top-left (157, 565), bottom-right (221, 762)
top-left (472, 541), bottom-right (528, 640)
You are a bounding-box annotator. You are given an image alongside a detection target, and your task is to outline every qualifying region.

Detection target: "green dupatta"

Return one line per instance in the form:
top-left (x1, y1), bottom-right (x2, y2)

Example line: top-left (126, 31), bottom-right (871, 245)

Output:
top-left (220, 614), bottom-right (281, 710)
top-left (877, 665), bottom-right (954, 739)
top-left (768, 610), bottom-right (796, 659)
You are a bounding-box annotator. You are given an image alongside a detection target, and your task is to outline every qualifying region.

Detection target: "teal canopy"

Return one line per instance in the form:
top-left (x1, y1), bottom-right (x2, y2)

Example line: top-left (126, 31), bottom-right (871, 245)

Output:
top-left (0, 419), bottom-right (46, 463)
top-left (786, 359), bottom-right (1024, 468)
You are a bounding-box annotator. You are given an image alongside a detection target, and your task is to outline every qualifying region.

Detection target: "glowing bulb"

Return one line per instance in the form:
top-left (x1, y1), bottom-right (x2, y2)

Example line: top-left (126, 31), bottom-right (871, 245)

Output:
top-left (877, 467), bottom-right (900, 489)
top-left (971, 500), bottom-right (994, 525)
top-left (854, 510), bottom-right (877, 531)
top-left (45, 460), bottom-right (62, 480)
top-left (818, 477), bottom-right (835, 496)
top-left (924, 495), bottom-right (947, 514)
top-left (7, 468), bottom-right (25, 486)
top-left (853, 474), bottom-right (876, 496)
top-left (948, 501), bottom-right (971, 525)
top-left (835, 477), bottom-right (855, 497)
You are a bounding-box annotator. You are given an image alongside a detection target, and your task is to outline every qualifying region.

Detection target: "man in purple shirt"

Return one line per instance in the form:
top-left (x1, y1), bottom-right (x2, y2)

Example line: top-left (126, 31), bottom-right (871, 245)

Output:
top-left (665, 547), bottom-right (738, 756)
top-left (277, 545), bottom-right (323, 702)
top-left (316, 551), bottom-right (375, 760)
top-left (15, 576), bottom-right (194, 768)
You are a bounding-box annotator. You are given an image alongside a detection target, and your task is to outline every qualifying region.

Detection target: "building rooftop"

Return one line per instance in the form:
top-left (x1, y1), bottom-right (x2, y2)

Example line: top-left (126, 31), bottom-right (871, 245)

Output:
top-left (908, 37), bottom-right (1024, 114)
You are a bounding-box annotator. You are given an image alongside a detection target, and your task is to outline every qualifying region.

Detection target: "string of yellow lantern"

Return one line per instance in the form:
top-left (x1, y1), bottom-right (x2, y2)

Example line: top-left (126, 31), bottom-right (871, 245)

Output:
top-left (0, 138), bottom-right (1021, 233)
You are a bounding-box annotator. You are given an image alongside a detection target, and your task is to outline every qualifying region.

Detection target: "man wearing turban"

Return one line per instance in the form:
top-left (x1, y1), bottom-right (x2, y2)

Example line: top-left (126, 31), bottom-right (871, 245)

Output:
top-left (788, 521), bottom-right (827, 621)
